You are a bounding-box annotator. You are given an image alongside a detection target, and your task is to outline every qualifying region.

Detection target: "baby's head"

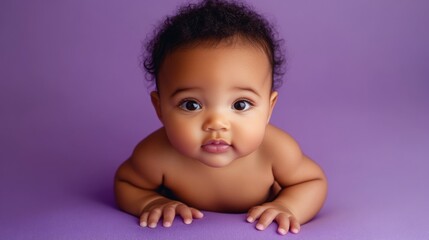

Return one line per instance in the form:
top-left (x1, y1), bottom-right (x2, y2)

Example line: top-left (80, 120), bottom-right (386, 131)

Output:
top-left (143, 0), bottom-right (285, 91)
top-left (142, 0), bottom-right (285, 167)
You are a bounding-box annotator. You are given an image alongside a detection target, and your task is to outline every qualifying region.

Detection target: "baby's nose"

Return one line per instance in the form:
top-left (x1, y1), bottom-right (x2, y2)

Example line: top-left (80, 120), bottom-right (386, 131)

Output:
top-left (202, 113), bottom-right (230, 132)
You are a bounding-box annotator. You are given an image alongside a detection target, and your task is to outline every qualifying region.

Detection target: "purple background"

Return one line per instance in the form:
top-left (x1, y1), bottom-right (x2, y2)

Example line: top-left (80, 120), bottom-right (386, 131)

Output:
top-left (1, 0), bottom-right (428, 239)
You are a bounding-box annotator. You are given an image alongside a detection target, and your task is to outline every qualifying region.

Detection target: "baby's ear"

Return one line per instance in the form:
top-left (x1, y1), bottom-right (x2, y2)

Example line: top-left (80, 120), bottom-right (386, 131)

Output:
top-left (267, 91), bottom-right (278, 123)
top-left (150, 91), bottom-right (163, 122)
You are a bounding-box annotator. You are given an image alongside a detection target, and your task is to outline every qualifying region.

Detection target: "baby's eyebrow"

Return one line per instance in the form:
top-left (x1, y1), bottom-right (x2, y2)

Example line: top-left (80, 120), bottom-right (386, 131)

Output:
top-left (233, 87), bottom-right (260, 97)
top-left (170, 87), bottom-right (202, 98)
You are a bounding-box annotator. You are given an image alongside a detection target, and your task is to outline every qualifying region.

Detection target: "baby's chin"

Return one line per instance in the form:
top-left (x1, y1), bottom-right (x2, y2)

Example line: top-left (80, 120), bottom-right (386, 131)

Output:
top-left (191, 154), bottom-right (236, 168)
top-left (190, 150), bottom-right (258, 168)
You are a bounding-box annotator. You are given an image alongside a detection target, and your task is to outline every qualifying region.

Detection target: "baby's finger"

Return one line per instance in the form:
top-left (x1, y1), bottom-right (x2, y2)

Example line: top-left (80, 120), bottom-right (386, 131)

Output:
top-left (190, 208), bottom-right (204, 219)
top-left (140, 212), bottom-right (149, 227)
top-left (162, 205), bottom-right (176, 227)
top-left (255, 209), bottom-right (278, 231)
top-left (275, 213), bottom-right (291, 235)
top-left (176, 204), bottom-right (193, 224)
top-left (246, 206), bottom-right (265, 223)
top-left (289, 216), bottom-right (301, 234)
top-left (147, 208), bottom-right (162, 228)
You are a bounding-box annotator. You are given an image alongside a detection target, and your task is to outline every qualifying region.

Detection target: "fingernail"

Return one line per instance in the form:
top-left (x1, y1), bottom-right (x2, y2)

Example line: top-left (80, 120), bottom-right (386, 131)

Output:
top-left (163, 222), bottom-right (171, 227)
top-left (247, 217), bottom-right (254, 223)
top-left (184, 219), bottom-right (192, 224)
top-left (278, 228), bottom-right (287, 235)
top-left (148, 223), bottom-right (157, 228)
top-left (292, 228), bottom-right (300, 234)
top-left (256, 224), bottom-right (265, 230)
top-left (140, 222), bottom-right (147, 227)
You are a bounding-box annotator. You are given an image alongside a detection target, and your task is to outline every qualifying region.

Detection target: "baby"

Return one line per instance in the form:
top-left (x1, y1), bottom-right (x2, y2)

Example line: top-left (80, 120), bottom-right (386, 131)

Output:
top-left (114, 0), bottom-right (327, 235)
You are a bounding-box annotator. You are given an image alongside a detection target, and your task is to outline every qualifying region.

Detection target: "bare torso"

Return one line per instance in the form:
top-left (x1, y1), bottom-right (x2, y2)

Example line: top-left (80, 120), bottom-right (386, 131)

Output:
top-left (116, 124), bottom-right (327, 232)
top-left (161, 153), bottom-right (275, 212)
top-left (133, 126), bottom-right (285, 213)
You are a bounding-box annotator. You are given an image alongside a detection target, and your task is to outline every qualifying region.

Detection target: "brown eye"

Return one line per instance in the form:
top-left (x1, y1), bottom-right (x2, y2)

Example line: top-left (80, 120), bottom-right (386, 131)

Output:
top-left (232, 100), bottom-right (252, 111)
top-left (179, 100), bottom-right (202, 111)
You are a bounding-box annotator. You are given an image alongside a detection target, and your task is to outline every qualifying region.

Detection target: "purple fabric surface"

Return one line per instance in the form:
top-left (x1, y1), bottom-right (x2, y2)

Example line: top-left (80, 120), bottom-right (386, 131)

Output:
top-left (1, 0), bottom-right (428, 239)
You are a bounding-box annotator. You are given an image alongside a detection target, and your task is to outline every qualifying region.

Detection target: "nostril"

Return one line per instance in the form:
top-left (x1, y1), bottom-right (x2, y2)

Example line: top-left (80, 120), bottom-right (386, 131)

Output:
top-left (204, 126), bottom-right (228, 132)
top-left (203, 122), bottom-right (229, 132)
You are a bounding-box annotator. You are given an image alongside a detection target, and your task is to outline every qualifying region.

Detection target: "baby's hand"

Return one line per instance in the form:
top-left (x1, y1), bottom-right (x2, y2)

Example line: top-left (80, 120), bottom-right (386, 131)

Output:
top-left (139, 198), bottom-right (203, 228)
top-left (246, 202), bottom-right (300, 235)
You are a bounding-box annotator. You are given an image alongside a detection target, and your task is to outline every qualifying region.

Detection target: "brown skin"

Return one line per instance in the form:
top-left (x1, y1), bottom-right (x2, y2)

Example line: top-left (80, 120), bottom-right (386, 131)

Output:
top-left (115, 38), bottom-right (327, 235)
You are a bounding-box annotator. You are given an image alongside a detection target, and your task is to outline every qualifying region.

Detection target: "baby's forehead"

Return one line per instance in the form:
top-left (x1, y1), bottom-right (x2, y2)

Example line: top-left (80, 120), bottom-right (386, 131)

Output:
top-left (153, 36), bottom-right (274, 95)
top-left (160, 37), bottom-right (272, 73)
top-left (162, 42), bottom-right (270, 72)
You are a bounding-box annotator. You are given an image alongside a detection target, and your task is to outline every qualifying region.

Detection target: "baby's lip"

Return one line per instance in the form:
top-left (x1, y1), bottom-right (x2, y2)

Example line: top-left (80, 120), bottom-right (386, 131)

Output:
top-left (203, 139), bottom-right (230, 146)
top-left (201, 139), bottom-right (231, 153)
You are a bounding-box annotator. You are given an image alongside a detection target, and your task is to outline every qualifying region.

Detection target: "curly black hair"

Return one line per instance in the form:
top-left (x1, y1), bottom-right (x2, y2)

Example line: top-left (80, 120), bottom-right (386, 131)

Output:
top-left (142, 0), bottom-right (285, 90)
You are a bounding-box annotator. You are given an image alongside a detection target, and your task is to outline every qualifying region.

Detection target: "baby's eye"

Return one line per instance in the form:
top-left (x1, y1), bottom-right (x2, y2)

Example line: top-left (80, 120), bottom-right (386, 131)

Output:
top-left (179, 100), bottom-right (202, 111)
top-left (232, 100), bottom-right (252, 111)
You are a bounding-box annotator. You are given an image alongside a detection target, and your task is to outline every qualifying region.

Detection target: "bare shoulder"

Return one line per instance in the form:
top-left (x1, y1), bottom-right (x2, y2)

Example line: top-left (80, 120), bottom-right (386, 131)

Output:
top-left (262, 124), bottom-right (325, 186)
top-left (115, 128), bottom-right (174, 189)
top-left (262, 124), bottom-right (303, 165)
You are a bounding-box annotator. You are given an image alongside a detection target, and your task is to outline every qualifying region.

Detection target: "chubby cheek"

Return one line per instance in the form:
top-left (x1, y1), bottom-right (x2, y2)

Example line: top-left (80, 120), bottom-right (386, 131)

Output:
top-left (163, 117), bottom-right (201, 155)
top-left (232, 119), bottom-right (267, 155)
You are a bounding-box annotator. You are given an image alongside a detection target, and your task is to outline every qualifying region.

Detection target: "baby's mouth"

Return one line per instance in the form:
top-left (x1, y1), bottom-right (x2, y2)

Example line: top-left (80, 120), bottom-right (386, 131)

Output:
top-left (201, 140), bottom-right (231, 153)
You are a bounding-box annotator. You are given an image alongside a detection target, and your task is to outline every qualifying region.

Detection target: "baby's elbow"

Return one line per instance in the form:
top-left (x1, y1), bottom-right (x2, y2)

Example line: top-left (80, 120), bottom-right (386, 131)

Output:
top-left (315, 169), bottom-right (328, 207)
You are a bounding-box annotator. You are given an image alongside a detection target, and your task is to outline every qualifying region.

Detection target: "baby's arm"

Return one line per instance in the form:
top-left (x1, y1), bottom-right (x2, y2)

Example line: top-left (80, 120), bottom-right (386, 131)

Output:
top-left (114, 140), bottom-right (203, 228)
top-left (247, 127), bottom-right (328, 235)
